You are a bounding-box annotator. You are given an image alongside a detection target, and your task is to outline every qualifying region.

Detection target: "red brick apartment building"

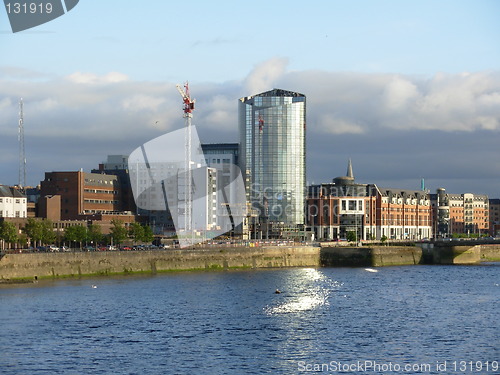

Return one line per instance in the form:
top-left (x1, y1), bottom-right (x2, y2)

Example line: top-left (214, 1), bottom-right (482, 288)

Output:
top-left (430, 188), bottom-right (489, 237)
top-left (306, 162), bottom-right (432, 241)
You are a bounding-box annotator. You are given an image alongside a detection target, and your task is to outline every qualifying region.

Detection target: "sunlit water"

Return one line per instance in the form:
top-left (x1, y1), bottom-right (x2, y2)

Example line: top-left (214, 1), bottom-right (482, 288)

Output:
top-left (1, 264), bottom-right (498, 374)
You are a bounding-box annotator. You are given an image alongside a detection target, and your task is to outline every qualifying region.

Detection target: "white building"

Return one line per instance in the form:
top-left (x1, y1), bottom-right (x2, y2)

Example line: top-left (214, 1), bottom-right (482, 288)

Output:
top-left (201, 143), bottom-right (246, 235)
top-left (0, 185), bottom-right (27, 218)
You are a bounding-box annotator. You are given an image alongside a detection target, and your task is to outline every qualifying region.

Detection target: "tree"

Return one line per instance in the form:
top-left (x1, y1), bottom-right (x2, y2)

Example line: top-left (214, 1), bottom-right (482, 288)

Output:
top-left (65, 225), bottom-right (87, 248)
top-left (346, 231), bottom-right (357, 242)
top-left (141, 224), bottom-right (154, 243)
top-left (40, 220), bottom-right (56, 245)
top-left (18, 233), bottom-right (28, 249)
top-left (129, 222), bottom-right (144, 244)
top-left (110, 220), bottom-right (128, 245)
top-left (24, 219), bottom-right (55, 247)
top-left (87, 224), bottom-right (103, 245)
top-left (0, 221), bottom-right (19, 250)
top-left (24, 218), bottom-right (43, 247)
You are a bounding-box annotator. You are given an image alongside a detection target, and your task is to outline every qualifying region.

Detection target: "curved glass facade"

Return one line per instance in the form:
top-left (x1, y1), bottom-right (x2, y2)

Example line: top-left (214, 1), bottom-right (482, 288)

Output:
top-left (239, 89), bottom-right (306, 231)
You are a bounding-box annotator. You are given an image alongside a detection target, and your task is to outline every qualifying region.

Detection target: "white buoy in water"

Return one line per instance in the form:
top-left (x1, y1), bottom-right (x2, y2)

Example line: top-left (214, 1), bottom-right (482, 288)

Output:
top-left (364, 268), bottom-right (378, 273)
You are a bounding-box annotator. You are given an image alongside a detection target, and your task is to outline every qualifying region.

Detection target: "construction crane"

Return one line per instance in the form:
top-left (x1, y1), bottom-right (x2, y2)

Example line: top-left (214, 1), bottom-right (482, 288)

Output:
top-left (258, 114), bottom-right (264, 132)
top-left (175, 82), bottom-right (195, 239)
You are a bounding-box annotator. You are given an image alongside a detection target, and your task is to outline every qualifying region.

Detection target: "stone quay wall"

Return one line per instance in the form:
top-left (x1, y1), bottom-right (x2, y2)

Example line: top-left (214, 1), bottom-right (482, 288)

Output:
top-left (0, 246), bottom-right (321, 281)
top-left (1, 244), bottom-right (499, 282)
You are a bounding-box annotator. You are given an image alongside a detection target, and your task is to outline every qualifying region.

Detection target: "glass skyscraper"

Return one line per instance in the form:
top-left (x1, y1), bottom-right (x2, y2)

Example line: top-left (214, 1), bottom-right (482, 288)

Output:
top-left (239, 89), bottom-right (306, 237)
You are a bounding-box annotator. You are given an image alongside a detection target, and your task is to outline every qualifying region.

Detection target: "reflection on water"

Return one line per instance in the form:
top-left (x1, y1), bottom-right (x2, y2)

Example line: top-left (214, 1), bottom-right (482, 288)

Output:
top-left (264, 268), bottom-right (343, 314)
top-left (0, 265), bottom-right (498, 375)
top-left (265, 294), bottom-right (327, 314)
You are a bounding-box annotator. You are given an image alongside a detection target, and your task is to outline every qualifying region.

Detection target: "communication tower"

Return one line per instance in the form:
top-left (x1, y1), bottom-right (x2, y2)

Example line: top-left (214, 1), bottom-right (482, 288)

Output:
top-left (18, 98), bottom-right (26, 190)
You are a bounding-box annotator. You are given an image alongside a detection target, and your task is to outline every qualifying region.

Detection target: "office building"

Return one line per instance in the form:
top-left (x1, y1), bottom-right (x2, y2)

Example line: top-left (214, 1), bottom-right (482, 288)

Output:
top-left (39, 171), bottom-right (122, 220)
top-left (201, 143), bottom-right (246, 235)
top-left (93, 155), bottom-right (136, 214)
top-left (489, 198), bottom-right (500, 236)
top-left (239, 88), bottom-right (306, 238)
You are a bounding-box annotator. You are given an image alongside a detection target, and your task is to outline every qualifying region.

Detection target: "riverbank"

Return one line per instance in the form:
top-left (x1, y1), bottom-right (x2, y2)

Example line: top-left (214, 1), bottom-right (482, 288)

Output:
top-left (0, 246), bottom-right (321, 282)
top-left (1, 244), bottom-right (499, 283)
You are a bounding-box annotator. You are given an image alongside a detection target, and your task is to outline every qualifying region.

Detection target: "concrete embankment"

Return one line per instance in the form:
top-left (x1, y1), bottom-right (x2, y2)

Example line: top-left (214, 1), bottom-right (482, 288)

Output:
top-left (0, 246), bottom-right (321, 281)
top-left (421, 243), bottom-right (500, 264)
top-left (320, 244), bottom-right (500, 267)
top-left (479, 244), bottom-right (500, 262)
top-left (320, 246), bottom-right (423, 267)
top-left (429, 245), bottom-right (481, 264)
top-left (2, 244), bottom-right (499, 282)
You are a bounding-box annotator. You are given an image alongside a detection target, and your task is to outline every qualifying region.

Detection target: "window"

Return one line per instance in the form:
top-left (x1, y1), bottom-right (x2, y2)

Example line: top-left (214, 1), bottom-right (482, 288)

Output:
top-left (15, 199), bottom-right (20, 203)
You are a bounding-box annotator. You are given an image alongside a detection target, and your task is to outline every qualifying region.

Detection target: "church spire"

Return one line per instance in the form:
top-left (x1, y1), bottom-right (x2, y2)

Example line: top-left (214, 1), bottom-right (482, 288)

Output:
top-left (347, 158), bottom-right (354, 179)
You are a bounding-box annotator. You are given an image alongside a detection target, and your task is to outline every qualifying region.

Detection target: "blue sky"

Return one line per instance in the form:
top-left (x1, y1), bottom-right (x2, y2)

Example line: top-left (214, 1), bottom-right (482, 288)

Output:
top-left (2, 0), bottom-right (499, 80)
top-left (1, 0), bottom-right (500, 195)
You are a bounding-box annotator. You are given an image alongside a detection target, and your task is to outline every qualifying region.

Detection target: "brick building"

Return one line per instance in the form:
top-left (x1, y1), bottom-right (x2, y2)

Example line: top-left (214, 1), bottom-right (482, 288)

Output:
top-left (39, 171), bottom-right (123, 220)
top-left (430, 188), bottom-right (489, 237)
top-left (306, 161), bottom-right (432, 241)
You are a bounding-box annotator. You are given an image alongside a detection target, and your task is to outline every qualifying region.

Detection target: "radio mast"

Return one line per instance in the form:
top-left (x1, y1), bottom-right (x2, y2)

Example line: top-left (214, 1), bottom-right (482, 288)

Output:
top-left (18, 98), bottom-right (26, 190)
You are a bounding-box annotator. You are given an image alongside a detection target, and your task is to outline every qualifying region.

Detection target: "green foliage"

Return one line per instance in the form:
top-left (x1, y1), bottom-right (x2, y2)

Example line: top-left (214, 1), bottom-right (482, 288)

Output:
top-left (129, 223), bottom-right (154, 243)
top-left (346, 231), bottom-right (357, 242)
top-left (23, 218), bottom-right (42, 245)
top-left (0, 221), bottom-right (19, 247)
top-left (129, 222), bottom-right (144, 244)
top-left (41, 220), bottom-right (56, 244)
top-left (110, 220), bottom-right (128, 245)
top-left (87, 224), bottom-right (103, 244)
top-left (24, 218), bottom-right (55, 246)
top-left (141, 224), bottom-right (154, 243)
top-left (64, 225), bottom-right (87, 247)
top-left (451, 233), bottom-right (484, 239)
top-left (381, 235), bottom-right (388, 243)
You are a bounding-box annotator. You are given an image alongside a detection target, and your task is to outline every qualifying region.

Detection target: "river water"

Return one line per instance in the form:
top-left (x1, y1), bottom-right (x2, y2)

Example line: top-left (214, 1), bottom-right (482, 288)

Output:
top-left (0, 264), bottom-right (498, 374)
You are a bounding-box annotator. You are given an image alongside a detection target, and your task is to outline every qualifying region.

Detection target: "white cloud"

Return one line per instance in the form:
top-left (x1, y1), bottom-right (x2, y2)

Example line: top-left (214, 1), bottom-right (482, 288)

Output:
top-left (244, 57), bottom-right (288, 95)
top-left (0, 62), bottom-right (499, 192)
top-left (122, 95), bottom-right (166, 112)
top-left (382, 76), bottom-right (419, 111)
top-left (0, 97), bottom-right (12, 110)
top-left (317, 114), bottom-right (365, 134)
top-left (66, 71), bottom-right (129, 84)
